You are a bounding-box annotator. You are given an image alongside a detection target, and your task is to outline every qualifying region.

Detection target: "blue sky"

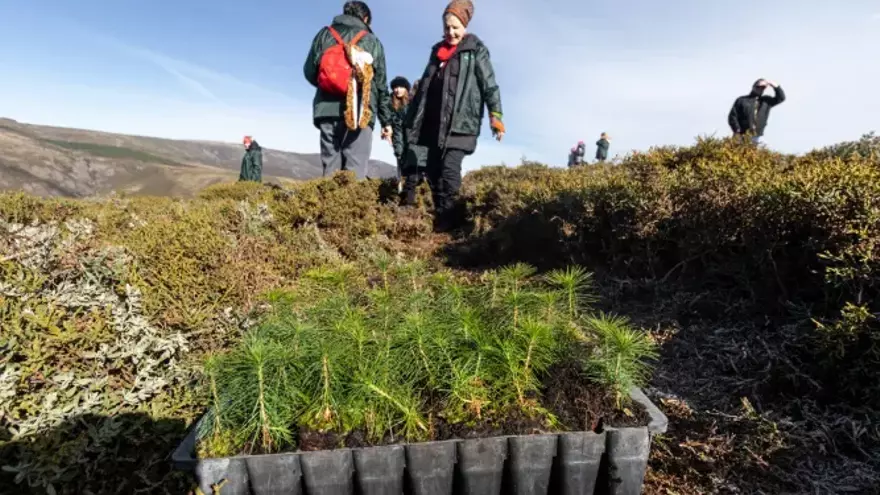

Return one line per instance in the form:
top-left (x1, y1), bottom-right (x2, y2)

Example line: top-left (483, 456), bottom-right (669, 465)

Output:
top-left (0, 1), bottom-right (878, 171)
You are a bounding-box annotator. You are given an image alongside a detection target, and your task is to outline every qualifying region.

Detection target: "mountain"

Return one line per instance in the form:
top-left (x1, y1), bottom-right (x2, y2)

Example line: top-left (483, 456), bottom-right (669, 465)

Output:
top-left (0, 118), bottom-right (396, 198)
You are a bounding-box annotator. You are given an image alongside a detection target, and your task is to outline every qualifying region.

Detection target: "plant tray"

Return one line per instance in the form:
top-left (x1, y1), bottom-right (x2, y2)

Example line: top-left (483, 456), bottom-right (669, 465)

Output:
top-left (172, 388), bottom-right (667, 495)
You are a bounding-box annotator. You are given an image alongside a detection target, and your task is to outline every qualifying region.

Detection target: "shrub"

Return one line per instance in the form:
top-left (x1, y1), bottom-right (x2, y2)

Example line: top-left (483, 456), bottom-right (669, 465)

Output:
top-left (456, 136), bottom-right (880, 408)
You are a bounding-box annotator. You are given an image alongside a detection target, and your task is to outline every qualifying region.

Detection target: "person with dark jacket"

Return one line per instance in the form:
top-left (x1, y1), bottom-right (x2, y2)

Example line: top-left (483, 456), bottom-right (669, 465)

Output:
top-left (239, 136), bottom-right (263, 182)
top-left (389, 76), bottom-right (411, 187)
top-left (567, 146), bottom-right (577, 168)
top-left (575, 141), bottom-right (586, 165)
top-left (403, 0), bottom-right (504, 228)
top-left (303, 1), bottom-right (393, 179)
top-left (595, 133), bottom-right (610, 162)
top-left (728, 79), bottom-right (785, 143)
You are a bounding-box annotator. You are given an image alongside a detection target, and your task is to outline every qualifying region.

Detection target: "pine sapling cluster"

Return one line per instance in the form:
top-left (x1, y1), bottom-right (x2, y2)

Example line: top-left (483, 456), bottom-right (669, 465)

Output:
top-left (198, 258), bottom-right (657, 457)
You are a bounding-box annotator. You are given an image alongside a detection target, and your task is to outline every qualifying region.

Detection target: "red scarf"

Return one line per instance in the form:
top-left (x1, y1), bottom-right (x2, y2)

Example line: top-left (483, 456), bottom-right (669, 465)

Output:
top-left (436, 42), bottom-right (458, 62)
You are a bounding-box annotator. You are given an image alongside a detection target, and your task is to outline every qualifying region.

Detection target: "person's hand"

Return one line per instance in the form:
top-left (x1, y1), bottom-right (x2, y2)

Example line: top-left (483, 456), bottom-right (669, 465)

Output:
top-left (490, 115), bottom-right (505, 142)
top-left (764, 79), bottom-right (778, 88)
top-left (381, 126), bottom-right (393, 142)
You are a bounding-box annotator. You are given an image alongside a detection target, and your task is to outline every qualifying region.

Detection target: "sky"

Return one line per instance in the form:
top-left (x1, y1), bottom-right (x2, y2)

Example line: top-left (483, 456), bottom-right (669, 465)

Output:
top-left (0, 1), bottom-right (878, 171)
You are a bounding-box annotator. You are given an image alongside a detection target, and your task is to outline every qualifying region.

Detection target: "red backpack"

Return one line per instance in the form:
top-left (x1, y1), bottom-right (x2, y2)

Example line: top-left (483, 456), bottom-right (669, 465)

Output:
top-left (317, 26), bottom-right (368, 96)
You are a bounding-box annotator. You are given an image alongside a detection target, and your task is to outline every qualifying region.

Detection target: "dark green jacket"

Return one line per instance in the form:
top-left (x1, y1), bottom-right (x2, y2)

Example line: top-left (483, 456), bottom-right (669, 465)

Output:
top-left (390, 102), bottom-right (408, 159)
top-left (239, 142), bottom-right (263, 182)
top-left (303, 15), bottom-right (392, 130)
top-left (595, 139), bottom-right (609, 161)
top-left (404, 34), bottom-right (502, 166)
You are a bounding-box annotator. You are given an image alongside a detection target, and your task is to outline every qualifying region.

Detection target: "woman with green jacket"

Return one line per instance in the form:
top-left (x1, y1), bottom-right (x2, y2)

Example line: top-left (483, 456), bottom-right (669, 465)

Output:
top-left (402, 0), bottom-right (504, 229)
top-left (239, 136), bottom-right (263, 182)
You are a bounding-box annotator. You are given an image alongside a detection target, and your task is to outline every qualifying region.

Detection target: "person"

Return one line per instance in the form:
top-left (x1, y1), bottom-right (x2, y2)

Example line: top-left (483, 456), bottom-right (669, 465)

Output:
top-left (303, 1), bottom-right (393, 179)
top-left (567, 146), bottom-right (578, 168)
top-left (728, 79), bottom-right (786, 144)
top-left (389, 76), bottom-right (411, 188)
top-left (239, 136), bottom-right (263, 182)
top-left (575, 140), bottom-right (586, 165)
top-left (403, 0), bottom-right (504, 229)
top-left (595, 133), bottom-right (610, 162)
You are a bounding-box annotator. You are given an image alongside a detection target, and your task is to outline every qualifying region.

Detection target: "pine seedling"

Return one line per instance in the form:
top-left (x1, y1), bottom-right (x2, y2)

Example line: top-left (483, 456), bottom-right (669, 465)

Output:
top-left (396, 259), bottom-right (428, 292)
top-left (583, 313), bottom-right (658, 409)
top-left (546, 266), bottom-right (596, 320)
top-left (221, 334), bottom-right (301, 453)
top-left (370, 250), bottom-right (395, 293)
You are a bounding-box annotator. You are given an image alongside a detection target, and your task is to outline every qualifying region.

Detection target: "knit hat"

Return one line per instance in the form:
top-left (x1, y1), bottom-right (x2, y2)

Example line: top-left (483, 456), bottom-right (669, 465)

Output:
top-left (444, 0), bottom-right (474, 27)
top-left (390, 76), bottom-right (411, 91)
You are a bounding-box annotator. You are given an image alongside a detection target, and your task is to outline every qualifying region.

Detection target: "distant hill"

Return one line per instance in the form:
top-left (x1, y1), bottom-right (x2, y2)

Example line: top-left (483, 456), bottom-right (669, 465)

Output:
top-left (0, 118), bottom-right (395, 198)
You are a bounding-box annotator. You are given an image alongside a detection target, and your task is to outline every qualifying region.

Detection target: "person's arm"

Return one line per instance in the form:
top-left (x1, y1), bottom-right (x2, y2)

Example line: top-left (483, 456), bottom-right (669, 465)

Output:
top-left (371, 38), bottom-right (393, 130)
top-left (303, 29), bottom-right (326, 87)
top-left (474, 43), bottom-right (503, 136)
top-left (728, 100), bottom-right (741, 133)
top-left (253, 149), bottom-right (263, 175)
top-left (766, 81), bottom-right (785, 107)
top-left (391, 109), bottom-right (405, 157)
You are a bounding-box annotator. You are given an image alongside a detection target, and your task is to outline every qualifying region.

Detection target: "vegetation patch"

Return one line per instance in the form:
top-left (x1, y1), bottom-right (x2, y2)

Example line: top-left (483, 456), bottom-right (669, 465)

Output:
top-left (198, 261), bottom-right (655, 457)
top-left (42, 139), bottom-right (185, 166)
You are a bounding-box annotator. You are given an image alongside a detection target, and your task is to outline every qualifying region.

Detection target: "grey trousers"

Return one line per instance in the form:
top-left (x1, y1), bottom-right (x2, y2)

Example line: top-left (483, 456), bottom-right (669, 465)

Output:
top-left (318, 120), bottom-right (373, 179)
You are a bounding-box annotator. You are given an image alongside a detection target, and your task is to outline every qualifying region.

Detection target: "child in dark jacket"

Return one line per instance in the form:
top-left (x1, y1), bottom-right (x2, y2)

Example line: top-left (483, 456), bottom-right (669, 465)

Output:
top-left (389, 77), bottom-right (411, 189)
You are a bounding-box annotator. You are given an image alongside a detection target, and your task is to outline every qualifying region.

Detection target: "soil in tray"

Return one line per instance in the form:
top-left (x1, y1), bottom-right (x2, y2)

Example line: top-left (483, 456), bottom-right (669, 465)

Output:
top-left (294, 363), bottom-right (649, 452)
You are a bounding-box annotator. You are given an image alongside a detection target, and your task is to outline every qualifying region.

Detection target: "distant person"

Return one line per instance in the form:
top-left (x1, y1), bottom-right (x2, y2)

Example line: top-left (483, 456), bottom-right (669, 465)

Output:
top-left (303, 1), bottom-right (393, 179)
top-left (575, 140), bottom-right (586, 165)
top-left (728, 79), bottom-right (786, 144)
top-left (595, 133), bottom-right (610, 162)
top-left (567, 146), bottom-right (578, 168)
top-left (239, 136), bottom-right (263, 182)
top-left (403, 0), bottom-right (504, 229)
top-left (389, 76), bottom-right (411, 188)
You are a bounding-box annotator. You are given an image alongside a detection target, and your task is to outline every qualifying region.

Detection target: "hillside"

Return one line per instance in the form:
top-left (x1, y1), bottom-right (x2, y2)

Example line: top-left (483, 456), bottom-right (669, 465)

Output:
top-left (0, 118), bottom-right (395, 198)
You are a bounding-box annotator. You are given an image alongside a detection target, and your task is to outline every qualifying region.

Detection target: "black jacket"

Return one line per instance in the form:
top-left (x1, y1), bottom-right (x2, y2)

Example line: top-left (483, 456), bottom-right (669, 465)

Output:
top-left (728, 86), bottom-right (786, 137)
top-left (405, 34), bottom-right (502, 162)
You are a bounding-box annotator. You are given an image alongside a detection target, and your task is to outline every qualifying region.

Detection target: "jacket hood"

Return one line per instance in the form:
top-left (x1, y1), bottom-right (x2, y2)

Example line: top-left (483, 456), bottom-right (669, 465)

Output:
top-left (248, 140), bottom-right (262, 150)
top-left (332, 14), bottom-right (372, 33)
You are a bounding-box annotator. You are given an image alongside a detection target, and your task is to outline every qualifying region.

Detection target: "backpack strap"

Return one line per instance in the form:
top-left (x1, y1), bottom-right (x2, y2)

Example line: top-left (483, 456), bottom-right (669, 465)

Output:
top-left (327, 26), bottom-right (344, 45)
top-left (350, 30), bottom-right (368, 46)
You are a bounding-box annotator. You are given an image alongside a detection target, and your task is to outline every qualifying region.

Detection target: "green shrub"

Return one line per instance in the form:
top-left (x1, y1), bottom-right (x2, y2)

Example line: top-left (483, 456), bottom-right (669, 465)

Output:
top-left (457, 136), bottom-right (880, 408)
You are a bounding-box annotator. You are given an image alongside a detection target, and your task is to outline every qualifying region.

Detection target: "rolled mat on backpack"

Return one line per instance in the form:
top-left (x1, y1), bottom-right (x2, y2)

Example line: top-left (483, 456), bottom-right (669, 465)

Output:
top-left (344, 44), bottom-right (375, 130)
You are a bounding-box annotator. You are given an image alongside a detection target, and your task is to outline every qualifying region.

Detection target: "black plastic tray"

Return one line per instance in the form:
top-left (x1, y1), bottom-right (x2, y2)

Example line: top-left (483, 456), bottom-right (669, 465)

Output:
top-left (172, 388), bottom-right (667, 495)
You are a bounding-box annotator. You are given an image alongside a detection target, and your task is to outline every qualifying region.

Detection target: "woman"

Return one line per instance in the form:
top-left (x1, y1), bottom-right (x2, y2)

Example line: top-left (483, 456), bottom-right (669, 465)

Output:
top-left (389, 76), bottom-right (411, 190)
top-left (239, 135), bottom-right (263, 182)
top-left (402, 0), bottom-right (504, 229)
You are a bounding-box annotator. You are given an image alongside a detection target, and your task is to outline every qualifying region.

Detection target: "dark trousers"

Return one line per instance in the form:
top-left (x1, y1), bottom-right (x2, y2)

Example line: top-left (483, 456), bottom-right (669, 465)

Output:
top-left (425, 148), bottom-right (465, 217)
top-left (400, 170), bottom-right (425, 206)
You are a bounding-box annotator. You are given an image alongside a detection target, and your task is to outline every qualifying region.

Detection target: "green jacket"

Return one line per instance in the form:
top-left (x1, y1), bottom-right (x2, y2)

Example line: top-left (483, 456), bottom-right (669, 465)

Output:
top-left (303, 15), bottom-right (392, 130)
top-left (239, 142), bottom-right (263, 182)
top-left (405, 34), bottom-right (502, 163)
top-left (390, 103), bottom-right (408, 159)
top-left (595, 139), bottom-right (609, 161)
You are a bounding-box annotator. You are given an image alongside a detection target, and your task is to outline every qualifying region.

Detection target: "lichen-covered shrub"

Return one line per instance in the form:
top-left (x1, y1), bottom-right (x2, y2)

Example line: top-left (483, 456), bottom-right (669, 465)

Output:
top-left (0, 172), bottom-right (433, 494)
